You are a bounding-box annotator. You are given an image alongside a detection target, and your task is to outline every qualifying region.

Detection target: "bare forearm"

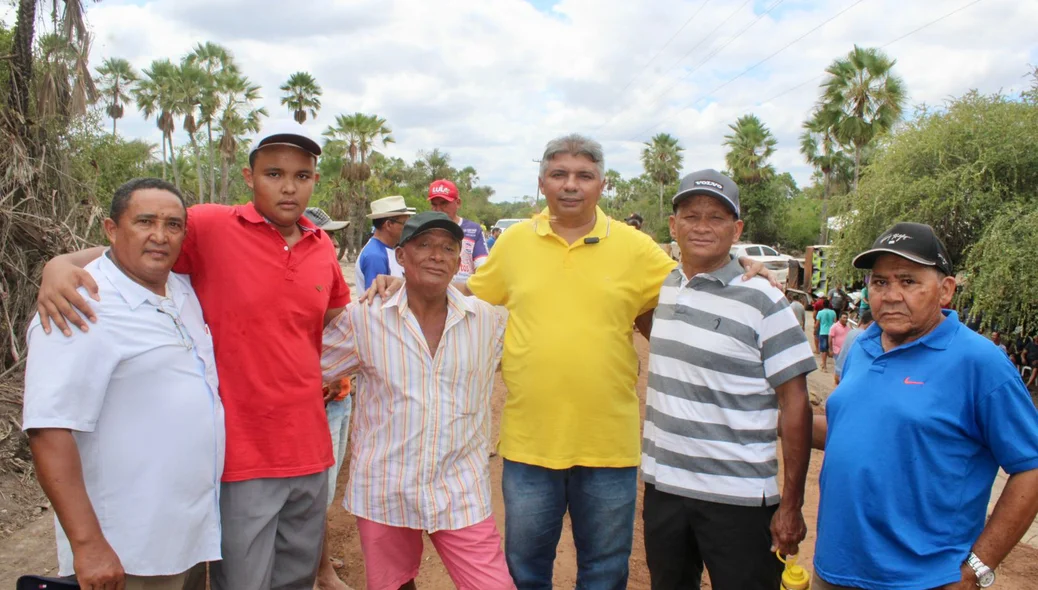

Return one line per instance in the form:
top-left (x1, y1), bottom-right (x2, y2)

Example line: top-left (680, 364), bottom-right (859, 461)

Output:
top-left (777, 379), bottom-right (812, 507)
top-left (811, 415), bottom-right (828, 450)
top-left (55, 246), bottom-right (105, 269)
top-left (454, 280), bottom-right (473, 297)
top-left (635, 310), bottom-right (654, 339)
top-left (971, 469), bottom-right (1038, 568)
top-left (28, 429), bottom-right (105, 547)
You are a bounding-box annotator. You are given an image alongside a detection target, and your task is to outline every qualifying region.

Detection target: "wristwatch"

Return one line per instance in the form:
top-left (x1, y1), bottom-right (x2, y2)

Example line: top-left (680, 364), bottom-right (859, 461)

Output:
top-left (965, 552), bottom-right (995, 588)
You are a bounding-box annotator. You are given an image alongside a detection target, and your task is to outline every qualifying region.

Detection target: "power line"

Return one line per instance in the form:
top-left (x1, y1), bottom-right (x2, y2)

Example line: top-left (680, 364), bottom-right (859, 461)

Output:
top-left (637, 0), bottom-right (787, 116)
top-left (614, 0), bottom-right (713, 98)
top-left (631, 0), bottom-right (865, 140)
top-left (757, 0), bottom-right (985, 106)
top-left (593, 0), bottom-right (753, 134)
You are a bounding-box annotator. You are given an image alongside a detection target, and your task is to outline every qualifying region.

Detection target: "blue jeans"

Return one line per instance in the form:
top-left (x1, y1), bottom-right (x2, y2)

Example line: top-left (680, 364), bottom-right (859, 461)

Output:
top-left (502, 458), bottom-right (637, 590)
top-left (325, 396), bottom-right (353, 508)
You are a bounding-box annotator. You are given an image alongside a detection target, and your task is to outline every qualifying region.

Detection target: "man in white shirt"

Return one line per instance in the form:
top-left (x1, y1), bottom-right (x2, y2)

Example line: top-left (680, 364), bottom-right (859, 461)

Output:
top-left (23, 178), bottom-right (223, 590)
top-left (322, 212), bottom-right (514, 590)
top-left (355, 196), bottom-right (415, 291)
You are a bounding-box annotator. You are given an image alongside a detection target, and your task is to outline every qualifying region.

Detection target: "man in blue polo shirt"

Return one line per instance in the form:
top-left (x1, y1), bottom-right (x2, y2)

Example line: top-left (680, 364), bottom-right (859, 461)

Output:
top-left (812, 222), bottom-right (1038, 590)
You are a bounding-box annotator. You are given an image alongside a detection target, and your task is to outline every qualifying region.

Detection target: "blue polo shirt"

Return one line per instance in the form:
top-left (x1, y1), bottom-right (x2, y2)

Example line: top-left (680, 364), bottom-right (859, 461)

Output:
top-left (815, 311), bottom-right (1038, 590)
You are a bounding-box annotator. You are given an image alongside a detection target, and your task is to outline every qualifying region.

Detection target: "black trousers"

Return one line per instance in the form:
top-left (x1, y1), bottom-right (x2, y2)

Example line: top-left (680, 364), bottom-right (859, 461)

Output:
top-left (643, 483), bottom-right (782, 590)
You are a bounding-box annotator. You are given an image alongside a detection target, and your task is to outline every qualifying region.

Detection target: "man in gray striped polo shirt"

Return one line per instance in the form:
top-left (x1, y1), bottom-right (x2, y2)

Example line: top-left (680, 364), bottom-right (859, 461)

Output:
top-left (641, 169), bottom-right (816, 590)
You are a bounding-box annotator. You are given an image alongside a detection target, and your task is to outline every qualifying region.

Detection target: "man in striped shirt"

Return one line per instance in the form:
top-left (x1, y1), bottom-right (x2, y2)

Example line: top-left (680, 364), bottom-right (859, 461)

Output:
top-left (321, 212), bottom-right (514, 590)
top-left (641, 170), bottom-right (816, 590)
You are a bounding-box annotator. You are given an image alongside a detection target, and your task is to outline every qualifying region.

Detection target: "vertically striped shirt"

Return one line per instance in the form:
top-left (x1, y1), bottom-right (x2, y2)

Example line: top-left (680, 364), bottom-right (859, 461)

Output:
top-left (642, 257), bottom-right (816, 506)
top-left (321, 286), bottom-right (506, 531)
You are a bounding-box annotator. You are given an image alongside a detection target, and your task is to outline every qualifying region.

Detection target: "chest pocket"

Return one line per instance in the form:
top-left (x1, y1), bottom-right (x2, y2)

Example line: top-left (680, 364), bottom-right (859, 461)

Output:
top-left (433, 323), bottom-right (486, 417)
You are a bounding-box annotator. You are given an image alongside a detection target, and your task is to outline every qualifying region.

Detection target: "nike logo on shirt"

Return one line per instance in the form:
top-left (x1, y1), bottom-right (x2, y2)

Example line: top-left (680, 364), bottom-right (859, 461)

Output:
top-left (904, 377), bottom-right (925, 385)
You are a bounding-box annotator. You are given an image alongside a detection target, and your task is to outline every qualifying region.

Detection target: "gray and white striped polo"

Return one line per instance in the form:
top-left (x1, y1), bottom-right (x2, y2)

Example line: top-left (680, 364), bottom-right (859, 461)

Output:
top-left (641, 257), bottom-right (816, 506)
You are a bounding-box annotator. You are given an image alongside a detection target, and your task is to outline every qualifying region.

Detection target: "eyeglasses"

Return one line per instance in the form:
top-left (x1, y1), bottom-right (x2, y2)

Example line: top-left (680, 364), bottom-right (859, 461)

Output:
top-left (385, 219), bottom-right (405, 227)
top-left (156, 298), bottom-right (193, 350)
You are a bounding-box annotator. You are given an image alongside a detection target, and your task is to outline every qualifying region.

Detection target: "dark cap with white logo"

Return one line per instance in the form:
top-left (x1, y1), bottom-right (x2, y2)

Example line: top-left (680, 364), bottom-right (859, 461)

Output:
top-left (672, 169), bottom-right (740, 218)
top-left (852, 222), bottom-right (953, 275)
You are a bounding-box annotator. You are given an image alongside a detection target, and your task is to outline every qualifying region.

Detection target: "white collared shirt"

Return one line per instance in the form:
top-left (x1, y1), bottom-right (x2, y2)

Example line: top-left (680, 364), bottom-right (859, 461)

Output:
top-left (321, 286), bottom-right (506, 532)
top-left (22, 252), bottom-right (224, 576)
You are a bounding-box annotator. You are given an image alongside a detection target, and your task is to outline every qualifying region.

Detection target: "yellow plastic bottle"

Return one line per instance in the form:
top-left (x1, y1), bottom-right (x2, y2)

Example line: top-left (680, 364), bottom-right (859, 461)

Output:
top-left (777, 551), bottom-right (811, 590)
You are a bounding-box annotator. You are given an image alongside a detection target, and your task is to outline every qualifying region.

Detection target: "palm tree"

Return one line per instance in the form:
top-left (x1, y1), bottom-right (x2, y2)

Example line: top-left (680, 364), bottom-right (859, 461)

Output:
top-left (324, 113), bottom-right (395, 252)
top-left (134, 59), bottom-right (179, 184)
top-left (186, 42), bottom-right (237, 202)
top-left (640, 133), bottom-right (684, 213)
top-left (216, 73), bottom-right (266, 203)
top-left (280, 72), bottom-right (322, 124)
top-left (723, 114), bottom-right (777, 186)
top-left (800, 108), bottom-right (853, 243)
top-left (820, 45), bottom-right (907, 189)
top-left (95, 57), bottom-right (137, 136)
top-left (173, 62), bottom-right (212, 203)
top-left (8, 0), bottom-right (99, 122)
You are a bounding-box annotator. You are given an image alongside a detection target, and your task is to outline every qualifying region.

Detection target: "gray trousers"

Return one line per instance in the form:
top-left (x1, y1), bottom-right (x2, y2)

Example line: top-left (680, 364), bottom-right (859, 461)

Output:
top-left (210, 471), bottom-right (329, 590)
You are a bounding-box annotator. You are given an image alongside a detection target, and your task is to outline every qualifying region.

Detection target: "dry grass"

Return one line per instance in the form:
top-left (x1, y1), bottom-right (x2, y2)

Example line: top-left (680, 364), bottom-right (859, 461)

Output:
top-left (0, 109), bottom-right (100, 530)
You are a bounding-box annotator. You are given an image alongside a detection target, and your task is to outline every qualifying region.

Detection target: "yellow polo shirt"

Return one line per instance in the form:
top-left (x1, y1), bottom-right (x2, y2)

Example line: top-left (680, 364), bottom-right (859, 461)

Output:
top-left (468, 208), bottom-right (677, 468)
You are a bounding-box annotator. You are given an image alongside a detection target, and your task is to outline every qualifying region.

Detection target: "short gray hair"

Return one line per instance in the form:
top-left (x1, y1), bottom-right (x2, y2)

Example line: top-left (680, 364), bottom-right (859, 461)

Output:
top-left (539, 134), bottom-right (605, 180)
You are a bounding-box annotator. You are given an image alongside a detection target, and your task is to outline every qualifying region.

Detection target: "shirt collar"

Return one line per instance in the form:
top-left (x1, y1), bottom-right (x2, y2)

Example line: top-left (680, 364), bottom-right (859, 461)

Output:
top-left (99, 250), bottom-right (185, 311)
top-left (678, 255), bottom-right (743, 287)
top-left (860, 309), bottom-right (961, 355)
top-left (531, 206), bottom-right (611, 241)
top-left (382, 283), bottom-right (474, 320)
top-left (236, 201), bottom-right (319, 233)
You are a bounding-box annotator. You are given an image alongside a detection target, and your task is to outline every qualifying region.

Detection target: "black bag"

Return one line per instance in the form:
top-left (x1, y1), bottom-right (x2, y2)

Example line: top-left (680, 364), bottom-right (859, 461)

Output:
top-left (16, 576), bottom-right (80, 589)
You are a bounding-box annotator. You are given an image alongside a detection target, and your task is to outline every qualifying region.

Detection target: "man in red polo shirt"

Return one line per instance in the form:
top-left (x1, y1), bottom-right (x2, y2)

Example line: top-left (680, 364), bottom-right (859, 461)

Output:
top-left (35, 122), bottom-right (351, 590)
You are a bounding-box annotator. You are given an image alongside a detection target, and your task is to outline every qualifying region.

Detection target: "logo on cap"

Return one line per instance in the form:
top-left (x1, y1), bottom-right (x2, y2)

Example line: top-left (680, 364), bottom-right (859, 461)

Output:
top-left (430, 185), bottom-right (452, 195)
top-left (694, 180), bottom-right (724, 190)
top-left (883, 233), bottom-right (912, 245)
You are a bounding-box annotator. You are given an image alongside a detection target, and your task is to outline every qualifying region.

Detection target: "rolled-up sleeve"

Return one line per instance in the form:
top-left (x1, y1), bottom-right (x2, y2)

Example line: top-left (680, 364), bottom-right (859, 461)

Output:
top-left (321, 304), bottom-right (361, 381)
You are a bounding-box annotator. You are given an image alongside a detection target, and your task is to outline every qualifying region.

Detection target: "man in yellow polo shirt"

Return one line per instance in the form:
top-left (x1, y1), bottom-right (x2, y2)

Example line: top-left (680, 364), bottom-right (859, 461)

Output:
top-left (364, 134), bottom-right (767, 589)
top-left (466, 134), bottom-right (676, 589)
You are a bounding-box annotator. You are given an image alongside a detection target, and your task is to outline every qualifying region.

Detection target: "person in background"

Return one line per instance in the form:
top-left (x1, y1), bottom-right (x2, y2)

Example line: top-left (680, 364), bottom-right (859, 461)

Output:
top-left (303, 206), bottom-right (356, 590)
top-left (1024, 334), bottom-right (1038, 388)
top-left (812, 222), bottom-right (1038, 590)
top-left (428, 179), bottom-right (489, 282)
top-left (833, 309), bottom-right (871, 386)
top-left (355, 196), bottom-right (415, 291)
top-left (829, 312), bottom-right (851, 357)
top-left (24, 178), bottom-right (221, 590)
top-left (991, 331), bottom-right (1008, 355)
top-left (857, 281), bottom-right (870, 317)
top-left (788, 291), bottom-right (806, 331)
top-left (625, 213), bottom-right (644, 230)
top-left (816, 300), bottom-right (837, 372)
top-left (828, 285), bottom-right (849, 317)
top-left (811, 296), bottom-right (826, 353)
top-left (487, 227), bottom-right (502, 250)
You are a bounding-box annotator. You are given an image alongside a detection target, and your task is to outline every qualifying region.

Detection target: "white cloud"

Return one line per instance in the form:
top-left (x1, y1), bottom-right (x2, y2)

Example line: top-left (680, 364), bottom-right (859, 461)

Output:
top-left (22, 0), bottom-right (1038, 200)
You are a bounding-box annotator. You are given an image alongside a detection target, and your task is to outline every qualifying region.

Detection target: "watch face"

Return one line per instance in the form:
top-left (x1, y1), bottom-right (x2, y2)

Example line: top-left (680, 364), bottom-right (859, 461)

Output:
top-left (978, 571), bottom-right (995, 587)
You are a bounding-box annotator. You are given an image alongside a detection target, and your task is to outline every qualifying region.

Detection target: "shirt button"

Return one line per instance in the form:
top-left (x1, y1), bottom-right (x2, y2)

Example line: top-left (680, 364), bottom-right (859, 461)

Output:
top-left (283, 246), bottom-right (288, 251)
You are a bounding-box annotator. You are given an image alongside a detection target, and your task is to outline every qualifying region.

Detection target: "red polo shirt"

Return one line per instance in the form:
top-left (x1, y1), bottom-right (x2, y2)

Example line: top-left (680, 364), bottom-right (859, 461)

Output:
top-left (174, 202), bottom-right (350, 482)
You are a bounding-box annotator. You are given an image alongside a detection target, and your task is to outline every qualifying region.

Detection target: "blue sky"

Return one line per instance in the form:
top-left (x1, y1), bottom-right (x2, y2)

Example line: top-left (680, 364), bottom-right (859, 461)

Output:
top-left (5, 0), bottom-right (1036, 201)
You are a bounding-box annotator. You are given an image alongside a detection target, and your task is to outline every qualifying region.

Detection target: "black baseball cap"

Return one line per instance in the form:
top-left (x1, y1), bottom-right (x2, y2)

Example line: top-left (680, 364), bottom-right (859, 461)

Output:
top-left (852, 222), bottom-right (953, 275)
top-left (672, 169), bottom-right (740, 218)
top-left (398, 211), bottom-right (464, 247)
